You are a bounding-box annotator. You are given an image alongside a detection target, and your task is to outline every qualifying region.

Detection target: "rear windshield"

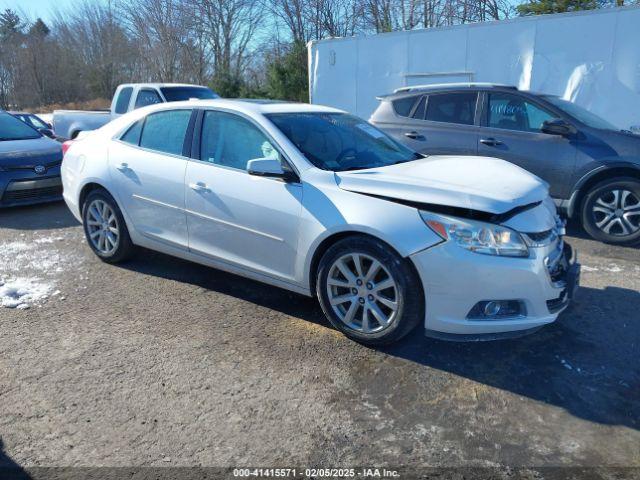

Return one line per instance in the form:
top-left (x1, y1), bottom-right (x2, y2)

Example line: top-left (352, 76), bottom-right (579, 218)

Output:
top-left (0, 112), bottom-right (41, 141)
top-left (267, 112), bottom-right (421, 172)
top-left (160, 87), bottom-right (218, 102)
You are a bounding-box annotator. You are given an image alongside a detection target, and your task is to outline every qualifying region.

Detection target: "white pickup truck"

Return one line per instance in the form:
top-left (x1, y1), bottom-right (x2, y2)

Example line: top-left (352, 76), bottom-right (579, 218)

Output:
top-left (53, 83), bottom-right (218, 140)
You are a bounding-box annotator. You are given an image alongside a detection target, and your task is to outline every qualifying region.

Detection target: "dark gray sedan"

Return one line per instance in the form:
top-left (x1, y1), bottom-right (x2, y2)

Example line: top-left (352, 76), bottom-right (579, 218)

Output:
top-left (0, 110), bottom-right (63, 208)
top-left (371, 84), bottom-right (640, 245)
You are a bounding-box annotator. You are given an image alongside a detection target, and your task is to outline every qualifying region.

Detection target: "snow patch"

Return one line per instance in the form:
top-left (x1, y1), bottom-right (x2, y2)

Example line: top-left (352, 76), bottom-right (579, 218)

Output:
top-left (0, 278), bottom-right (53, 309)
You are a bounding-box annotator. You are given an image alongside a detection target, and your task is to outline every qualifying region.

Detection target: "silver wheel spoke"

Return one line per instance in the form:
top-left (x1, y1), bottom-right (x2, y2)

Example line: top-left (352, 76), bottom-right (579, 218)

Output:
top-left (373, 278), bottom-right (394, 292)
top-left (353, 254), bottom-right (365, 277)
top-left (343, 301), bottom-right (358, 324)
top-left (330, 294), bottom-right (355, 306)
top-left (361, 307), bottom-right (371, 333)
top-left (336, 259), bottom-right (357, 284)
top-left (86, 199), bottom-right (120, 254)
top-left (593, 189), bottom-right (640, 236)
top-left (376, 295), bottom-right (397, 310)
top-left (363, 259), bottom-right (381, 283)
top-left (326, 252), bottom-right (399, 335)
top-left (327, 277), bottom-right (351, 288)
top-left (368, 302), bottom-right (388, 326)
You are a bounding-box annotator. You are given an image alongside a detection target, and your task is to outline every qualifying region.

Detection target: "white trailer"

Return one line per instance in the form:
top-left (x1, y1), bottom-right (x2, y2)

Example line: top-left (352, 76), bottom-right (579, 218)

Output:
top-left (308, 5), bottom-right (640, 131)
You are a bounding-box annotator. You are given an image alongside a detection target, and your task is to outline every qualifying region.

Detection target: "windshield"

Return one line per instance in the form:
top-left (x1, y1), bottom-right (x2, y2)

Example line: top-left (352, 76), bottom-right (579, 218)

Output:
top-left (266, 112), bottom-right (421, 171)
top-left (160, 86), bottom-right (218, 102)
top-left (0, 112), bottom-right (41, 141)
top-left (543, 96), bottom-right (618, 131)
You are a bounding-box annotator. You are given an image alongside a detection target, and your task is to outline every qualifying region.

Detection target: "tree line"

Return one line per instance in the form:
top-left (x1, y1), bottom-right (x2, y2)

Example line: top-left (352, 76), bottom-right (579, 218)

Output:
top-left (0, 0), bottom-right (633, 111)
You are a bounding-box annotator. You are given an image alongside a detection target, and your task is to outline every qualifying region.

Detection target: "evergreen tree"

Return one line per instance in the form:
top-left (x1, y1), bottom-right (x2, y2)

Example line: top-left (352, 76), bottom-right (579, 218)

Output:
top-left (517, 0), bottom-right (599, 15)
top-left (265, 41), bottom-right (308, 102)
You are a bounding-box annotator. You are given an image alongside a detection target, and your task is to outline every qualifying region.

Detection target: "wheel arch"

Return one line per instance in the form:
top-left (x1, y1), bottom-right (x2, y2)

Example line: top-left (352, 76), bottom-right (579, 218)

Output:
top-left (307, 230), bottom-right (424, 299)
top-left (79, 182), bottom-right (110, 211)
top-left (568, 164), bottom-right (640, 218)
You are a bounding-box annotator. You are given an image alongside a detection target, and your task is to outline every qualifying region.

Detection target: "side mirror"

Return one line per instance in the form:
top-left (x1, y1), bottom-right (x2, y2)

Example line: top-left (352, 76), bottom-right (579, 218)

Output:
top-left (247, 158), bottom-right (297, 182)
top-left (541, 119), bottom-right (577, 137)
top-left (38, 128), bottom-right (55, 139)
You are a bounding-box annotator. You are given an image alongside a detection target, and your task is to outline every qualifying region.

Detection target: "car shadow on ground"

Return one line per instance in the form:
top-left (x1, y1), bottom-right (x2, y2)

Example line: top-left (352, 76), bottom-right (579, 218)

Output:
top-left (0, 438), bottom-right (31, 480)
top-left (0, 202), bottom-right (79, 230)
top-left (120, 249), bottom-right (640, 432)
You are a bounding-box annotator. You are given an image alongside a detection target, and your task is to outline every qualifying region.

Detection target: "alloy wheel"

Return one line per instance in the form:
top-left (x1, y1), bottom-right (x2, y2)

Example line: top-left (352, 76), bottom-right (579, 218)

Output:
top-left (326, 253), bottom-right (399, 334)
top-left (592, 189), bottom-right (640, 237)
top-left (86, 199), bottom-right (120, 255)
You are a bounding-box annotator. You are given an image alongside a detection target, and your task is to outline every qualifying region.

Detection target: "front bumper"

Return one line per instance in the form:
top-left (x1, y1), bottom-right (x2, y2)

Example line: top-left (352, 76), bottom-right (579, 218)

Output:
top-left (0, 167), bottom-right (62, 208)
top-left (410, 238), bottom-right (580, 338)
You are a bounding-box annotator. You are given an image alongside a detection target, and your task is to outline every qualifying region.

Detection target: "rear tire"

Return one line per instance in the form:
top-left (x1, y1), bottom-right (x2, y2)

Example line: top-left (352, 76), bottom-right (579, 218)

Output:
top-left (316, 235), bottom-right (424, 346)
top-left (581, 177), bottom-right (640, 246)
top-left (82, 189), bottom-right (135, 263)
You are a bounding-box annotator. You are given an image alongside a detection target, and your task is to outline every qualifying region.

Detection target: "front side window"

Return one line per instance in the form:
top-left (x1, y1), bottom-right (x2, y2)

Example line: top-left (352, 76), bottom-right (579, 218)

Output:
top-left (488, 93), bottom-right (554, 133)
top-left (425, 92), bottom-right (477, 125)
top-left (0, 112), bottom-right (41, 141)
top-left (139, 110), bottom-right (191, 156)
top-left (115, 87), bottom-right (133, 114)
top-left (135, 89), bottom-right (162, 109)
top-left (267, 112), bottom-right (420, 172)
top-left (200, 111), bottom-right (278, 170)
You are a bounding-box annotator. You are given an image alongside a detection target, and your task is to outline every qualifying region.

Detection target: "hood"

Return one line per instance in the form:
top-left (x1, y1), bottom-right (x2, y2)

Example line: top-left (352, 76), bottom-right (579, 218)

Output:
top-left (0, 136), bottom-right (62, 168)
top-left (335, 156), bottom-right (549, 215)
top-left (594, 129), bottom-right (640, 158)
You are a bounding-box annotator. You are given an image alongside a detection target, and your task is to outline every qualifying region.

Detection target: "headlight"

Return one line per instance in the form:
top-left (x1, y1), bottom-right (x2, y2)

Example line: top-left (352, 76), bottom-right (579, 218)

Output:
top-left (420, 211), bottom-right (529, 257)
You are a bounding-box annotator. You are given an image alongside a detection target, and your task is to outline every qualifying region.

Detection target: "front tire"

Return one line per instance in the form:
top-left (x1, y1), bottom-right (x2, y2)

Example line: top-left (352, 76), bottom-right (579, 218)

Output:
top-left (581, 177), bottom-right (640, 246)
top-left (316, 235), bottom-right (424, 346)
top-left (82, 189), bottom-right (135, 263)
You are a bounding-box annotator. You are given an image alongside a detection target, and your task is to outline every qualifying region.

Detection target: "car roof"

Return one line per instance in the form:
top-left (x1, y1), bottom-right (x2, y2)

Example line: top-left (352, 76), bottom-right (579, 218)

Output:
top-left (140, 98), bottom-right (346, 115)
top-left (118, 83), bottom-right (212, 89)
top-left (379, 83), bottom-right (519, 100)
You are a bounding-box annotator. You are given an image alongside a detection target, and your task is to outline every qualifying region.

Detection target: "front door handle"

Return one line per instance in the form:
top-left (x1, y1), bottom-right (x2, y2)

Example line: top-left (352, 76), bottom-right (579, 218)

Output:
top-left (189, 182), bottom-right (210, 193)
top-left (480, 138), bottom-right (503, 147)
top-left (116, 162), bottom-right (130, 172)
top-left (404, 131), bottom-right (424, 140)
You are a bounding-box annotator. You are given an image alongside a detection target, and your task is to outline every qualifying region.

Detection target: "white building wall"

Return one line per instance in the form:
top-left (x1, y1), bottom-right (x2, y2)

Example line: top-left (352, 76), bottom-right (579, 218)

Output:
top-left (308, 6), bottom-right (640, 130)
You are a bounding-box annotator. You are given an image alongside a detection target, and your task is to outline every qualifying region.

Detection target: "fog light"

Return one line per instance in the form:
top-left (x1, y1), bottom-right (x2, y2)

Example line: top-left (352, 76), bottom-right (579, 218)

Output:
top-left (467, 300), bottom-right (526, 320)
top-left (484, 301), bottom-right (501, 317)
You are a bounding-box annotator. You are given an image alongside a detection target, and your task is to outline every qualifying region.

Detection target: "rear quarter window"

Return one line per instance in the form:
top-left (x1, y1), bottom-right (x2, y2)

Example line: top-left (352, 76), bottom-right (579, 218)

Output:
top-left (392, 96), bottom-right (418, 117)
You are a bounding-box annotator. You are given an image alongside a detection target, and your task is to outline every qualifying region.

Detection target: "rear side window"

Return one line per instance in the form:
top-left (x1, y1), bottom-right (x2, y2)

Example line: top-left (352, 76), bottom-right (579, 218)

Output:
top-left (114, 87), bottom-right (133, 114)
top-left (120, 120), bottom-right (143, 145)
top-left (135, 89), bottom-right (162, 109)
top-left (425, 92), bottom-right (477, 125)
top-left (139, 110), bottom-right (192, 156)
top-left (392, 96), bottom-right (418, 117)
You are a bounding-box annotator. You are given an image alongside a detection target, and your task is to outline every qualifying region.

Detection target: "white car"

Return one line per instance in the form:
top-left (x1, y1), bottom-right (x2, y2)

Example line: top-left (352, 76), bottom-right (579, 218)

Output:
top-left (61, 100), bottom-right (580, 345)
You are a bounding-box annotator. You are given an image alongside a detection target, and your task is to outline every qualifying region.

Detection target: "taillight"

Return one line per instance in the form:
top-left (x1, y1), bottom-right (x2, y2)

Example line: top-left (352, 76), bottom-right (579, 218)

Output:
top-left (61, 140), bottom-right (74, 156)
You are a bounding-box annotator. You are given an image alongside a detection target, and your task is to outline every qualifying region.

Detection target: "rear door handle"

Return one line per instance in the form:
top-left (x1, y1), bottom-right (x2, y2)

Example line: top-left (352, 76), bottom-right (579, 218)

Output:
top-left (189, 182), bottom-right (210, 193)
top-left (117, 162), bottom-right (130, 172)
top-left (404, 131), bottom-right (424, 140)
top-left (480, 138), bottom-right (503, 147)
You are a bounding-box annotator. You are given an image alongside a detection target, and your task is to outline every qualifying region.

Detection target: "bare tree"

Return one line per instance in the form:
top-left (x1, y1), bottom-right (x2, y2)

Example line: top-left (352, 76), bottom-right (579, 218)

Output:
top-left (188, 0), bottom-right (263, 94)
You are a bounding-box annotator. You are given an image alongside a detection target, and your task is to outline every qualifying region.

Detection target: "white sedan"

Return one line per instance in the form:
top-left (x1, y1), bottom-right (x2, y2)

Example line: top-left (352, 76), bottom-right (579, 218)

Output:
top-left (61, 100), bottom-right (580, 345)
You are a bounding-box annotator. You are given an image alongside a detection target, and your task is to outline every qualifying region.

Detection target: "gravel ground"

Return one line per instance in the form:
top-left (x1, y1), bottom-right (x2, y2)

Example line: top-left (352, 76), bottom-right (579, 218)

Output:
top-left (0, 201), bottom-right (638, 477)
